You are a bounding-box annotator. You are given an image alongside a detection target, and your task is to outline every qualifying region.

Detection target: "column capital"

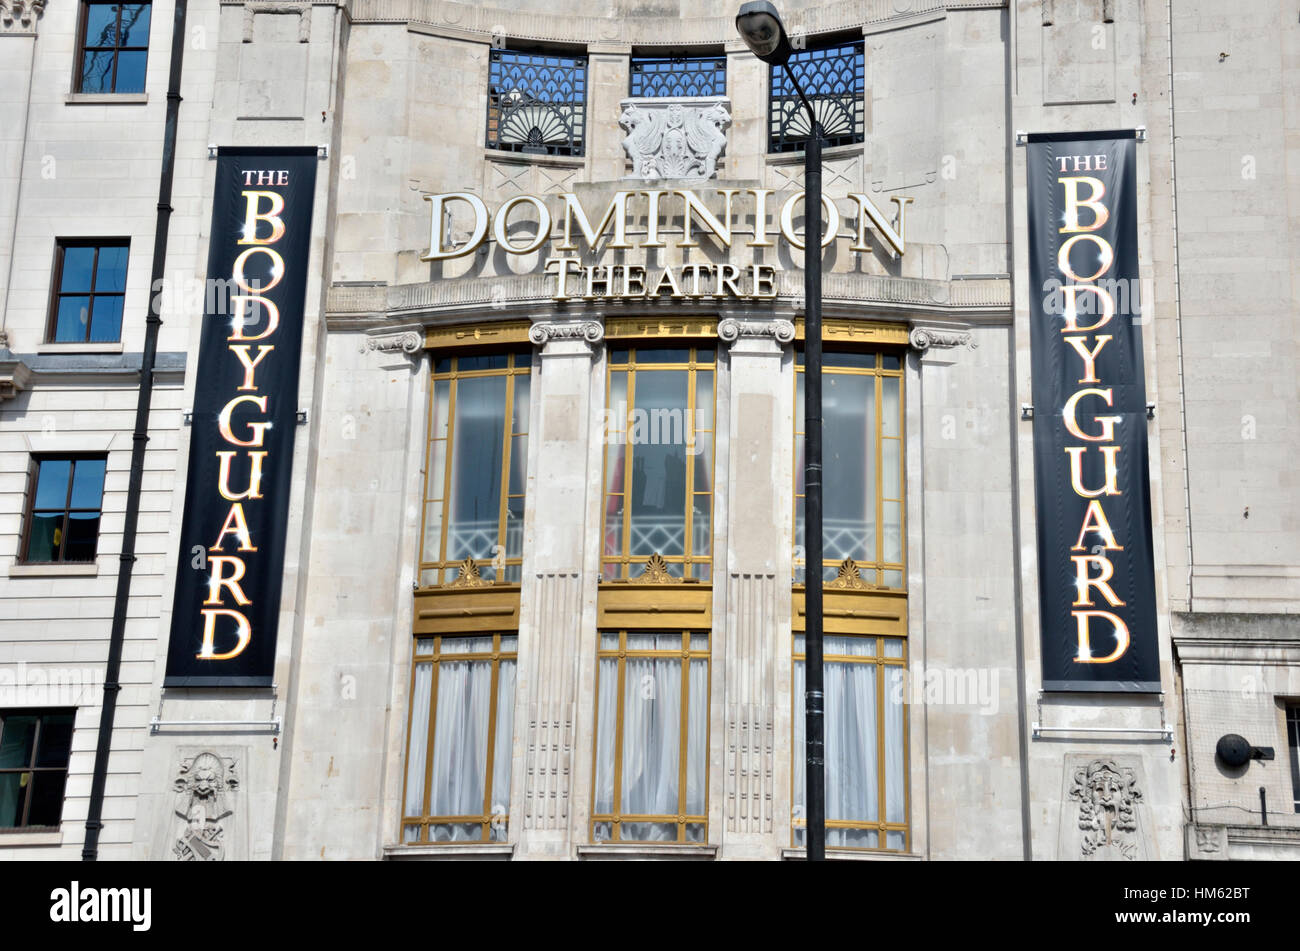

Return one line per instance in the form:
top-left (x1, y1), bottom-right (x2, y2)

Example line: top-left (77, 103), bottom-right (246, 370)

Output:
top-left (0, 0), bottom-right (44, 35)
top-left (717, 317), bottom-right (795, 347)
top-left (908, 320), bottom-right (975, 365)
top-left (529, 319), bottom-right (604, 353)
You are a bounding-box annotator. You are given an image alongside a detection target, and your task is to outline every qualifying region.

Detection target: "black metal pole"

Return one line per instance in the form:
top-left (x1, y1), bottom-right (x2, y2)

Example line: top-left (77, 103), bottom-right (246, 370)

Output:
top-left (83, 0), bottom-right (188, 860)
top-left (802, 109), bottom-right (826, 862)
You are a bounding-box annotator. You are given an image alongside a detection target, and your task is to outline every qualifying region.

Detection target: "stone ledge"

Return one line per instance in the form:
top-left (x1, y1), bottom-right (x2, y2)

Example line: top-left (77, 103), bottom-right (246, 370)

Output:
top-left (781, 847), bottom-right (924, 861)
top-left (576, 843), bottom-right (719, 860)
top-left (0, 829), bottom-right (64, 847)
top-left (8, 562), bottom-right (100, 578)
top-left (64, 93), bottom-right (148, 105)
top-left (383, 843), bottom-right (514, 860)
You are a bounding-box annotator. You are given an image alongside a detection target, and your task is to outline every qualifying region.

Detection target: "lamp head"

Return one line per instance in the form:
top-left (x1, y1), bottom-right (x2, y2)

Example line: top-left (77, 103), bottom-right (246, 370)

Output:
top-left (736, 1), bottom-right (792, 66)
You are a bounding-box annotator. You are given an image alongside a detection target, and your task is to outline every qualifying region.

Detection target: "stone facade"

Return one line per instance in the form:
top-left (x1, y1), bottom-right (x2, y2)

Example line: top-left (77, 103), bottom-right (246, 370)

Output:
top-left (0, 0), bottom-right (1295, 861)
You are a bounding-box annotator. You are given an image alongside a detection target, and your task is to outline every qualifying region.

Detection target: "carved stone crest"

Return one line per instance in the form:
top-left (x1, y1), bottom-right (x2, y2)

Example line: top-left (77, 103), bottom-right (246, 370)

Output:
top-left (447, 557), bottom-right (492, 588)
top-left (172, 752), bottom-right (239, 861)
top-left (827, 558), bottom-right (870, 590)
top-left (1068, 759), bottom-right (1143, 860)
top-left (620, 97), bottom-right (731, 182)
top-left (629, 553), bottom-right (675, 584)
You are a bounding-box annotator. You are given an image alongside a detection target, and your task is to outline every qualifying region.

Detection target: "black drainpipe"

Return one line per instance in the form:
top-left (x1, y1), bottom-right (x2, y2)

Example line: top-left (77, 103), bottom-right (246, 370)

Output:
top-left (83, 0), bottom-right (188, 861)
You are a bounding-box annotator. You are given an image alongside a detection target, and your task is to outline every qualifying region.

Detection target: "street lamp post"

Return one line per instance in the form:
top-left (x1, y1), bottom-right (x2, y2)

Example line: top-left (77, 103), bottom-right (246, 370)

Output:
top-left (736, 0), bottom-right (825, 862)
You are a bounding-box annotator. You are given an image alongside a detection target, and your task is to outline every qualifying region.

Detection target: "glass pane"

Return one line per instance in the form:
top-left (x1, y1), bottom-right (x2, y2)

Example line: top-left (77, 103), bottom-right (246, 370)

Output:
top-left (829, 658), bottom-right (878, 824)
top-left (415, 638), bottom-right (435, 655)
top-left (89, 295), bottom-right (124, 342)
top-left (883, 637), bottom-right (904, 659)
top-left (55, 297), bottom-right (91, 342)
top-left (685, 658), bottom-right (708, 814)
top-left (441, 636), bottom-right (492, 654)
top-left (629, 370), bottom-right (688, 557)
top-left (426, 438), bottom-right (447, 504)
top-left (691, 494), bottom-right (710, 557)
top-left (0, 773), bottom-right (28, 828)
top-left (886, 830), bottom-right (906, 850)
top-left (430, 380), bottom-right (451, 440)
top-left (446, 376), bottom-right (507, 561)
top-left (695, 348), bottom-right (715, 364)
top-left (823, 372), bottom-right (875, 562)
top-left (608, 347), bottom-right (629, 365)
top-left (693, 370), bottom-right (713, 431)
top-left (505, 494), bottom-right (524, 558)
top-left (421, 502), bottom-right (442, 565)
top-left (592, 821), bottom-right (613, 841)
top-left (70, 458), bottom-right (106, 510)
top-left (511, 376), bottom-right (530, 433)
top-left (883, 354), bottom-right (901, 371)
top-left (825, 635), bottom-right (874, 658)
top-left (883, 569), bottom-right (903, 589)
top-left (824, 351), bottom-right (875, 369)
top-left (593, 658), bottom-right (617, 814)
top-left (113, 51), bottom-right (147, 93)
top-left (685, 823), bottom-right (706, 842)
top-left (34, 460), bottom-right (72, 510)
top-left (118, 3), bottom-right (151, 45)
top-left (404, 664), bottom-right (432, 815)
top-left (458, 354), bottom-right (508, 372)
top-left (433, 356), bottom-right (452, 373)
top-left (883, 501), bottom-right (903, 563)
top-left (431, 823), bottom-right (481, 842)
top-left (94, 245), bottom-right (128, 292)
top-left (60, 247), bottom-right (97, 292)
top-left (428, 659), bottom-right (493, 816)
top-left (80, 51), bottom-right (115, 94)
top-left (0, 715), bottom-right (38, 770)
top-left (828, 828), bottom-right (878, 849)
top-left (689, 633), bottom-right (708, 651)
top-left (884, 666), bottom-right (905, 824)
top-left (63, 512), bottom-right (100, 561)
top-left (883, 438), bottom-right (901, 500)
top-left (402, 823), bottom-right (421, 843)
top-left (882, 377), bottom-right (900, 438)
top-left (490, 659), bottom-right (516, 820)
top-left (600, 633), bottom-right (619, 650)
top-left (84, 3), bottom-right (119, 46)
top-left (621, 822), bottom-right (677, 842)
top-left (508, 434), bottom-right (527, 496)
top-left (34, 714), bottom-right (74, 769)
top-left (633, 348), bottom-right (688, 365)
top-left (602, 494), bottom-right (623, 557)
top-left (607, 371), bottom-right (627, 432)
top-left (25, 514), bottom-right (62, 562)
top-left (499, 635), bottom-right (518, 653)
top-left (692, 431), bottom-right (713, 491)
top-left (621, 656), bottom-right (681, 816)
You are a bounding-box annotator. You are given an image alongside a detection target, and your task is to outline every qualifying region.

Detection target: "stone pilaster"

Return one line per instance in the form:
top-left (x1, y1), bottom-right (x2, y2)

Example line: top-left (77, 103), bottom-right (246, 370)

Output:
top-left (716, 317), bottom-right (794, 859)
top-left (511, 318), bottom-right (604, 858)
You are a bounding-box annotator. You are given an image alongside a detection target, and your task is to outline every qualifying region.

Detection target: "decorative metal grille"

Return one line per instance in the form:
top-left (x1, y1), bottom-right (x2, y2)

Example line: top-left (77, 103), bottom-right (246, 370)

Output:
top-left (486, 50), bottom-right (587, 156)
top-left (629, 54), bottom-right (727, 98)
top-left (768, 39), bottom-right (864, 153)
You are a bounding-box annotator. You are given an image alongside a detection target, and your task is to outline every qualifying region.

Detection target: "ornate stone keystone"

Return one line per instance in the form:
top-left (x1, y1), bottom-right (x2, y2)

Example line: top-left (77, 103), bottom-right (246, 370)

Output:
top-left (619, 97), bottom-right (731, 182)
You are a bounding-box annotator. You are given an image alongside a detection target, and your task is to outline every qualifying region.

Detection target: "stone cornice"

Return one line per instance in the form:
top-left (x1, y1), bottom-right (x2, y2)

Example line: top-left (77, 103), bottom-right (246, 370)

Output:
top-left (0, 0), bottom-right (45, 35)
top-left (349, 0), bottom-right (1005, 45)
top-left (529, 318), bottom-right (604, 347)
top-left (325, 274), bottom-right (1011, 332)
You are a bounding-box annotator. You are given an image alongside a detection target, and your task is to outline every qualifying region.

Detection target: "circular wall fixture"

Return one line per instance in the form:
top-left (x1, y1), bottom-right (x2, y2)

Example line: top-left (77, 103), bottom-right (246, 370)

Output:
top-left (1215, 733), bottom-right (1252, 768)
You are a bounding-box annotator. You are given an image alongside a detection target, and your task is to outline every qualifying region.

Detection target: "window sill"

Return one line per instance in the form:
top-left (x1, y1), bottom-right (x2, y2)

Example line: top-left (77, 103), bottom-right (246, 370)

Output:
top-left (382, 843), bottom-right (514, 860)
top-left (766, 142), bottom-right (865, 165)
top-left (36, 342), bottom-right (124, 355)
top-left (781, 847), bottom-right (923, 861)
top-left (483, 149), bottom-right (585, 169)
top-left (65, 93), bottom-right (148, 105)
top-left (0, 829), bottom-right (64, 847)
top-left (8, 562), bottom-right (99, 578)
top-left (577, 843), bottom-right (719, 860)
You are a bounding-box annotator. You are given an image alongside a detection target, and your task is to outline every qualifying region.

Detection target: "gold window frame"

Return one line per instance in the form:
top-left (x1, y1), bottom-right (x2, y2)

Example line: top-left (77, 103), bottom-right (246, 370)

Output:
top-left (419, 351), bottom-right (531, 587)
top-left (400, 632), bottom-right (518, 845)
top-left (590, 629), bottom-right (711, 844)
top-left (790, 630), bottom-right (910, 853)
top-left (601, 345), bottom-right (717, 582)
top-left (793, 349), bottom-right (905, 589)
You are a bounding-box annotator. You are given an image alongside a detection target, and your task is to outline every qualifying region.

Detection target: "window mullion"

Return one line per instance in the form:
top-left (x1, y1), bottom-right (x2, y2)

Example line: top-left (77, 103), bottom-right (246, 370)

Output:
top-left (482, 643), bottom-right (502, 840)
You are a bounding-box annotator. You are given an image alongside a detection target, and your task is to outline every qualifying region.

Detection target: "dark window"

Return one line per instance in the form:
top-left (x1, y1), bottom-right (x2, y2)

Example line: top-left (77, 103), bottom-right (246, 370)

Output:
top-left (47, 240), bottom-right (128, 343)
top-left (76, 2), bottom-right (151, 94)
top-left (629, 54), bottom-right (726, 98)
top-left (1288, 704), bottom-right (1300, 814)
top-left (0, 710), bottom-right (75, 831)
top-left (20, 456), bottom-right (107, 564)
top-left (486, 49), bottom-right (586, 157)
top-left (768, 38), bottom-right (864, 153)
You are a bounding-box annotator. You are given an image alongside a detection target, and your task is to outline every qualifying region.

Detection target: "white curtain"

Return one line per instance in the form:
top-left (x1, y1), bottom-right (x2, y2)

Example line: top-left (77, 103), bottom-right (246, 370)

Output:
top-left (794, 638), bottom-right (882, 848)
top-left (429, 658), bottom-right (493, 841)
top-left (490, 660), bottom-right (517, 841)
top-left (403, 664), bottom-right (433, 825)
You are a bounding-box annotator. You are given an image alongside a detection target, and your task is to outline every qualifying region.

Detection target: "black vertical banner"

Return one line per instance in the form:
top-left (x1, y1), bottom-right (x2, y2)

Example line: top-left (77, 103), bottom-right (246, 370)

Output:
top-left (1027, 131), bottom-right (1160, 692)
top-left (165, 148), bottom-right (317, 686)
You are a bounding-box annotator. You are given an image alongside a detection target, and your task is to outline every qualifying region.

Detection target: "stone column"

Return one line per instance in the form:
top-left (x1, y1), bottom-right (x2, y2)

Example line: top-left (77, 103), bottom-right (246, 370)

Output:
top-left (510, 318), bottom-right (604, 859)
top-left (0, 0), bottom-right (43, 338)
top-left (716, 317), bottom-right (795, 859)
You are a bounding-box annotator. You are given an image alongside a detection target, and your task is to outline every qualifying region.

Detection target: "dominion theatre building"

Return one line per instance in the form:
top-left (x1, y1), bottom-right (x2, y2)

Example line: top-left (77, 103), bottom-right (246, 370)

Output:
top-left (1, 0), bottom-right (1298, 862)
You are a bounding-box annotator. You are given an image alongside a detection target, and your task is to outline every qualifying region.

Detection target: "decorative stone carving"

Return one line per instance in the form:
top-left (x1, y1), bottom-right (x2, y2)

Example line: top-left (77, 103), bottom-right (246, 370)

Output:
top-left (366, 331), bottom-right (423, 355)
top-left (629, 553), bottom-right (675, 584)
top-left (0, 0), bottom-right (44, 33)
top-left (827, 558), bottom-right (870, 590)
top-left (447, 558), bottom-right (491, 588)
top-left (528, 320), bottom-right (603, 346)
top-left (908, 325), bottom-right (973, 352)
top-left (620, 97), bottom-right (731, 182)
top-left (717, 318), bottom-right (795, 345)
top-left (172, 752), bottom-right (239, 861)
top-left (1068, 759), bottom-right (1143, 860)
top-left (243, 1), bottom-right (311, 43)
top-left (1043, 0), bottom-right (1113, 26)
top-left (0, 355), bottom-right (33, 401)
